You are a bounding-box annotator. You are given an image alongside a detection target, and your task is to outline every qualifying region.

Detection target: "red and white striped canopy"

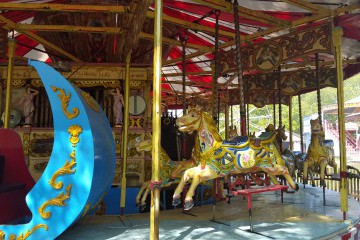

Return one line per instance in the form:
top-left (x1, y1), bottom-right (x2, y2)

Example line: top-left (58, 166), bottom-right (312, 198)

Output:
top-left (1, 0), bottom-right (360, 106)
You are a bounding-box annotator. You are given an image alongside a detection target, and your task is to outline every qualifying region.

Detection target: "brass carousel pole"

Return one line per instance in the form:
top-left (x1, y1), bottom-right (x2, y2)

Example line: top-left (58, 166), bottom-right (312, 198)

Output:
top-left (315, 53), bottom-right (322, 124)
top-left (298, 94), bottom-right (304, 153)
top-left (225, 101), bottom-right (229, 140)
top-left (211, 10), bottom-right (220, 123)
top-left (277, 66), bottom-right (282, 152)
top-left (246, 104), bottom-right (250, 134)
top-left (150, 0), bottom-right (163, 238)
top-left (120, 50), bottom-right (131, 215)
top-left (233, 0), bottom-right (246, 136)
top-left (181, 32), bottom-right (187, 113)
top-left (332, 27), bottom-right (348, 220)
top-left (289, 97), bottom-right (293, 150)
top-left (273, 91), bottom-right (276, 127)
top-left (4, 38), bottom-right (16, 129)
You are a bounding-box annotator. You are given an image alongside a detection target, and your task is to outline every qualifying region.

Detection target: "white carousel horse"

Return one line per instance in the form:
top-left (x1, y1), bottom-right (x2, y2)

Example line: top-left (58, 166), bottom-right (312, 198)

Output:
top-left (172, 107), bottom-right (298, 210)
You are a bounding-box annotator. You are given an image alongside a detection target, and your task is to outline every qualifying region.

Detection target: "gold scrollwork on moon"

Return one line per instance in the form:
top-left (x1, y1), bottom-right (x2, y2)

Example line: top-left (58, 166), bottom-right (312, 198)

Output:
top-left (0, 231), bottom-right (5, 240)
top-left (51, 86), bottom-right (79, 119)
top-left (81, 91), bottom-right (100, 112)
top-left (68, 125), bottom-right (83, 147)
top-left (38, 184), bottom-right (72, 219)
top-left (7, 224), bottom-right (48, 240)
top-left (48, 150), bottom-right (76, 190)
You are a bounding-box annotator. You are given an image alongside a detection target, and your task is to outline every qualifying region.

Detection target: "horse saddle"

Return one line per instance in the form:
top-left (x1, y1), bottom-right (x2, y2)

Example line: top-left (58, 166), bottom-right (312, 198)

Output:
top-left (324, 139), bottom-right (334, 148)
top-left (222, 136), bottom-right (249, 147)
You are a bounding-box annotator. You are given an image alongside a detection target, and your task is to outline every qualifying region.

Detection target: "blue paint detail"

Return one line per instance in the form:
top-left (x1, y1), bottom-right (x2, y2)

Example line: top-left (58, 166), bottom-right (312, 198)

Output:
top-left (0, 61), bottom-right (116, 239)
top-left (222, 136), bottom-right (248, 145)
top-left (236, 153), bottom-right (243, 168)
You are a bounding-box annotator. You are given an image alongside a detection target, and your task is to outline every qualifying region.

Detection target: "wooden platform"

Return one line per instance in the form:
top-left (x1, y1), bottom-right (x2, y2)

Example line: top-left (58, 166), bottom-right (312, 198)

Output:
top-left (60, 184), bottom-right (360, 240)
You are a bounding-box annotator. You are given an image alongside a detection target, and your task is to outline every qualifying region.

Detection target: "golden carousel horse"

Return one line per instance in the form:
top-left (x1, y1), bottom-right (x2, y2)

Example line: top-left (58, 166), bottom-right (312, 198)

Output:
top-left (303, 118), bottom-right (337, 186)
top-left (172, 107), bottom-right (298, 210)
top-left (135, 134), bottom-right (198, 210)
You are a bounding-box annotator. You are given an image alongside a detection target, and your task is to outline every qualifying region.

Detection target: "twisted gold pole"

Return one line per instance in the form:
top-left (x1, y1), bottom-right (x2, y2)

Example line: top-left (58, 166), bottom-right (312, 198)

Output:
top-left (233, 0), bottom-right (246, 135)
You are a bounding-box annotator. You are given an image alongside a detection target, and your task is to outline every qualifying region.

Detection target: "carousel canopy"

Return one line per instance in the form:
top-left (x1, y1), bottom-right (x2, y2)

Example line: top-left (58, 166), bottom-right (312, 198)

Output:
top-left (0, 0), bottom-right (360, 108)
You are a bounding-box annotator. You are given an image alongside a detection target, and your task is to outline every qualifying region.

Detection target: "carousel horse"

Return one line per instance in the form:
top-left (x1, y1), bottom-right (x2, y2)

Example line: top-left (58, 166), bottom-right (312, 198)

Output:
top-left (283, 149), bottom-right (316, 185)
top-left (260, 124), bottom-right (297, 179)
top-left (228, 125), bottom-right (238, 140)
top-left (172, 107), bottom-right (298, 210)
top-left (303, 118), bottom-right (337, 186)
top-left (135, 134), bottom-right (198, 210)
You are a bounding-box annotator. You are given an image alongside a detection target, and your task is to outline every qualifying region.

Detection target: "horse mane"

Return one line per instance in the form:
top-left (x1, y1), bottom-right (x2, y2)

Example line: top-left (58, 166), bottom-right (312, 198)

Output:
top-left (201, 111), bottom-right (223, 142)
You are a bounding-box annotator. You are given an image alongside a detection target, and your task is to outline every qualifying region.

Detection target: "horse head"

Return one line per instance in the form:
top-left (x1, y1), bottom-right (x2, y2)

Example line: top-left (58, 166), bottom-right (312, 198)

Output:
top-left (176, 106), bottom-right (202, 134)
top-left (135, 133), bottom-right (152, 152)
top-left (228, 125), bottom-right (238, 140)
top-left (276, 125), bottom-right (287, 141)
top-left (310, 118), bottom-right (322, 135)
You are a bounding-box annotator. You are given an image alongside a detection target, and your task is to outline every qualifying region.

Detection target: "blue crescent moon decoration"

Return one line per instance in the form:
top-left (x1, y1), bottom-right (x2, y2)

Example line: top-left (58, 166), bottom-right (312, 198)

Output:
top-left (0, 60), bottom-right (116, 240)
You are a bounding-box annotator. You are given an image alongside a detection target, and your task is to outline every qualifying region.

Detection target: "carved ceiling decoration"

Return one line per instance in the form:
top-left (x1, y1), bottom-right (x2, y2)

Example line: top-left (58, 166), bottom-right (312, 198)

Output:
top-left (219, 23), bottom-right (332, 73)
top-left (33, 0), bottom-right (177, 64)
top-left (227, 68), bottom-right (336, 107)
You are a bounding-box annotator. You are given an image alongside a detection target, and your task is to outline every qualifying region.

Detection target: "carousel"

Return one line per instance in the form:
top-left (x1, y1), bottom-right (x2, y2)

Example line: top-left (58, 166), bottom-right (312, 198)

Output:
top-left (0, 0), bottom-right (360, 239)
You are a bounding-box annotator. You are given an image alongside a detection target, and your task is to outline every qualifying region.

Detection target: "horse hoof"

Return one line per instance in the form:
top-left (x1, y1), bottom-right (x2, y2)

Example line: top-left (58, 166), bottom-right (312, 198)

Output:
top-left (140, 203), bottom-right (147, 211)
top-left (172, 197), bottom-right (181, 207)
top-left (295, 183), bottom-right (299, 191)
top-left (184, 200), bottom-right (194, 211)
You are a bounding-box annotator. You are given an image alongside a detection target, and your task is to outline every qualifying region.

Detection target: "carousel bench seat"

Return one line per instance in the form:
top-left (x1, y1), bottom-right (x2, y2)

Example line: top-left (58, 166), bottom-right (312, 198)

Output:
top-left (231, 185), bottom-right (288, 232)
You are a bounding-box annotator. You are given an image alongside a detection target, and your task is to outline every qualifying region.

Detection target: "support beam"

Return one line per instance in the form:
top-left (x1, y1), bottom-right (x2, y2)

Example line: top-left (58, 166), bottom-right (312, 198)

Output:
top-left (281, 0), bottom-right (327, 13)
top-left (147, 12), bottom-right (234, 38)
top-left (123, 0), bottom-right (152, 56)
top-left (191, 0), bottom-right (290, 26)
top-left (163, 5), bottom-right (358, 66)
top-left (4, 38), bottom-right (15, 129)
top-left (0, 3), bottom-right (235, 38)
top-left (150, 0), bottom-right (162, 239)
top-left (0, 2), bottom-right (127, 13)
top-left (14, 24), bottom-right (209, 50)
top-left (0, 15), bottom-right (81, 62)
top-left (140, 32), bottom-right (211, 51)
top-left (16, 24), bottom-right (125, 35)
top-left (333, 27), bottom-right (348, 218)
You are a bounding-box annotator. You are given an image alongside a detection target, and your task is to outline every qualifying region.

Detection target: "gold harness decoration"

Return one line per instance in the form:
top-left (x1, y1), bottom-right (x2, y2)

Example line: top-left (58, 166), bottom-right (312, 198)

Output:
top-left (51, 86), bottom-right (79, 119)
top-left (81, 91), bottom-right (100, 112)
top-left (48, 150), bottom-right (76, 190)
top-left (38, 184), bottom-right (72, 219)
top-left (67, 125), bottom-right (83, 147)
top-left (7, 224), bottom-right (48, 240)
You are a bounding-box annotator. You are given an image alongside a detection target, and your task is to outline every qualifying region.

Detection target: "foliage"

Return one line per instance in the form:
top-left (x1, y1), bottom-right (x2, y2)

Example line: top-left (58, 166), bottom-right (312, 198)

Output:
top-left (221, 73), bottom-right (360, 136)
